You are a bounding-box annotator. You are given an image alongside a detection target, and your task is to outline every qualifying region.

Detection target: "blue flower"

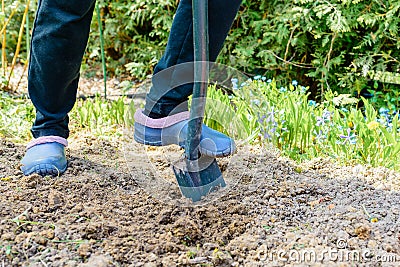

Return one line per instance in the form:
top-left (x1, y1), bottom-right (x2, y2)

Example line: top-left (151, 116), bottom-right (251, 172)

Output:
top-left (308, 100), bottom-right (317, 107)
top-left (263, 132), bottom-right (272, 140)
top-left (313, 130), bottom-right (326, 142)
top-left (279, 87), bottom-right (287, 93)
top-left (315, 111), bottom-right (331, 127)
top-left (292, 80), bottom-right (298, 86)
top-left (322, 109), bottom-right (331, 121)
top-left (261, 76), bottom-right (267, 81)
top-left (379, 107), bottom-right (390, 114)
top-left (267, 79), bottom-right (272, 83)
top-left (266, 107), bottom-right (276, 124)
top-left (260, 130), bottom-right (273, 140)
top-left (231, 78), bottom-right (238, 90)
top-left (340, 107), bottom-right (349, 113)
top-left (254, 75), bottom-right (262, 80)
top-left (258, 114), bottom-right (266, 123)
top-left (339, 128), bottom-right (357, 145)
top-left (316, 116), bottom-right (325, 127)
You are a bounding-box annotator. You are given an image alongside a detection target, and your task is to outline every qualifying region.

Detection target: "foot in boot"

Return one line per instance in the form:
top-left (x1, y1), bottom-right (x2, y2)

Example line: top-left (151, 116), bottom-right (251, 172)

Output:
top-left (133, 109), bottom-right (236, 157)
top-left (21, 136), bottom-right (68, 176)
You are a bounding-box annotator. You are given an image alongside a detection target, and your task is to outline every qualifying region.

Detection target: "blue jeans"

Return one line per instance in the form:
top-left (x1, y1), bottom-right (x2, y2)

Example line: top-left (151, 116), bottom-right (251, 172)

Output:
top-left (29, 0), bottom-right (241, 139)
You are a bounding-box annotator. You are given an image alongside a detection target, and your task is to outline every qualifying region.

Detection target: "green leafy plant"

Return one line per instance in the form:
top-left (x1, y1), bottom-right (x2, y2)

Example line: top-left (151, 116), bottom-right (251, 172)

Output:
top-left (69, 96), bottom-right (136, 137)
top-left (85, 0), bottom-right (177, 80)
top-left (0, 92), bottom-right (34, 142)
top-left (1, 0), bottom-right (35, 91)
top-left (205, 79), bottom-right (400, 169)
top-left (224, 0), bottom-right (400, 98)
top-left (204, 84), bottom-right (258, 142)
top-left (3, 0), bottom-right (400, 104)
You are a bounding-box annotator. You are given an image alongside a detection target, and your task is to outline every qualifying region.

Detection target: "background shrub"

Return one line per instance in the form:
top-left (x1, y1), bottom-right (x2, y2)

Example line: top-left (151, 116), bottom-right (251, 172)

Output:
top-left (85, 0), bottom-right (177, 79)
top-left (225, 0), bottom-right (400, 99)
top-left (2, 0), bottom-right (400, 106)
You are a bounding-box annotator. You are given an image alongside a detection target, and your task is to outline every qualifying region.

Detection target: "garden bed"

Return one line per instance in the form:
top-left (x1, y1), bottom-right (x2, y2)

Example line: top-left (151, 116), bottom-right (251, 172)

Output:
top-left (0, 132), bottom-right (399, 266)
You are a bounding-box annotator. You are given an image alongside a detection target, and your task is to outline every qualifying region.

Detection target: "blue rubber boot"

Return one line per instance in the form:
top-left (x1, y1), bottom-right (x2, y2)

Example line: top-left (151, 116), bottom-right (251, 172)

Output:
top-left (21, 139), bottom-right (67, 176)
top-left (133, 110), bottom-right (236, 157)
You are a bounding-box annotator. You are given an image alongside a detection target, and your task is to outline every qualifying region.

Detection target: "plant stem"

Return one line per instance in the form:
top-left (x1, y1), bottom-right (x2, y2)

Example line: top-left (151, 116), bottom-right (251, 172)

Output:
top-left (0, 3), bottom-right (19, 36)
top-left (1, 23), bottom-right (6, 77)
top-left (96, 2), bottom-right (107, 99)
top-left (361, 204), bottom-right (371, 219)
top-left (8, 0), bottom-right (30, 88)
top-left (25, 0), bottom-right (30, 59)
top-left (1, 0), bottom-right (5, 76)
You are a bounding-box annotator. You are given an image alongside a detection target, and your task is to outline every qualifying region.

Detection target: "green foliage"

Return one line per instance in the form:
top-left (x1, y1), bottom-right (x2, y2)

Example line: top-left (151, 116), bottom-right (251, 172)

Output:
top-left (222, 0), bottom-right (400, 97)
top-left (0, 92), bottom-right (34, 142)
top-left (205, 80), bottom-right (400, 169)
top-left (0, 0), bottom-right (36, 91)
top-left (0, 0), bottom-right (36, 62)
top-left (86, 0), bottom-right (177, 80)
top-left (3, 0), bottom-right (400, 101)
top-left (204, 85), bottom-right (258, 142)
top-left (368, 77), bottom-right (400, 111)
top-left (0, 93), bottom-right (136, 142)
top-left (83, 0), bottom-right (400, 100)
top-left (69, 96), bottom-right (136, 137)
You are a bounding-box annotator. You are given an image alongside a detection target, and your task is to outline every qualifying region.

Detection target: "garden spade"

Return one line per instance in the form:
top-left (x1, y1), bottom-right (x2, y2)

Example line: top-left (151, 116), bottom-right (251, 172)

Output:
top-left (172, 0), bottom-right (226, 202)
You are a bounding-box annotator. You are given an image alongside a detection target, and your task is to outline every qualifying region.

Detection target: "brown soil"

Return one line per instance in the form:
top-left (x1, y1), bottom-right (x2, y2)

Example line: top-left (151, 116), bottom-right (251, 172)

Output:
top-left (1, 132), bottom-right (399, 266)
top-left (2, 65), bottom-right (400, 266)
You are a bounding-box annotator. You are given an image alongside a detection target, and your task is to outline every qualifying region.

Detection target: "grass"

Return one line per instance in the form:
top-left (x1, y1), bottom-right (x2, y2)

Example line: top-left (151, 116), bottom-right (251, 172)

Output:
top-left (0, 92), bottom-right (135, 143)
top-left (11, 219), bottom-right (55, 232)
top-left (0, 92), bottom-right (34, 142)
top-left (69, 95), bottom-right (135, 137)
top-left (1, 76), bottom-right (400, 170)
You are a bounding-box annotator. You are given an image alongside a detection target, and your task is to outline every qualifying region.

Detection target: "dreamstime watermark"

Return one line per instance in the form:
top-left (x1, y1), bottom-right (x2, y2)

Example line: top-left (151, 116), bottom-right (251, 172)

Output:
top-left (257, 239), bottom-right (399, 264)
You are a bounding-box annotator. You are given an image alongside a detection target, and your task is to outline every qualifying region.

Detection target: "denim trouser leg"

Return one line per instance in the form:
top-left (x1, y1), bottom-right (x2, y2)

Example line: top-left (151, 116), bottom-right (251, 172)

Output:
top-left (145, 0), bottom-right (242, 117)
top-left (29, 0), bottom-right (241, 138)
top-left (29, 0), bottom-right (96, 139)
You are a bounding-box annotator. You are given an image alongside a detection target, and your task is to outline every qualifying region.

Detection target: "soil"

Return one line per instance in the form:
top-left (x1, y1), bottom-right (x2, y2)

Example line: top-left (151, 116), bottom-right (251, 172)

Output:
top-left (0, 132), bottom-right (399, 267)
top-left (1, 68), bottom-right (400, 266)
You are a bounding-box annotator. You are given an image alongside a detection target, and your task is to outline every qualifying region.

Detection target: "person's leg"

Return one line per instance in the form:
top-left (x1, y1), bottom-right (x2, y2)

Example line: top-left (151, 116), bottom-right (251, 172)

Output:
top-left (29, 0), bottom-right (96, 138)
top-left (135, 0), bottom-right (242, 157)
top-left (145, 0), bottom-right (242, 117)
top-left (21, 0), bottom-right (96, 176)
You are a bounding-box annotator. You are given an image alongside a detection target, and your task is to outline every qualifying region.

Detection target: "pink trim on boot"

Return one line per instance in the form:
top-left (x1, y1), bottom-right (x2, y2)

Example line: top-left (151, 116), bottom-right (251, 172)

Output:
top-left (134, 109), bottom-right (190, 128)
top-left (26, 136), bottom-right (68, 150)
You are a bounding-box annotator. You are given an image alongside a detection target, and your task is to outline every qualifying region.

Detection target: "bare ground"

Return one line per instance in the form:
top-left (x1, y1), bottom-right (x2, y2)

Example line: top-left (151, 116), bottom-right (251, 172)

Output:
top-left (1, 67), bottom-right (400, 266)
top-left (0, 131), bottom-right (399, 267)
